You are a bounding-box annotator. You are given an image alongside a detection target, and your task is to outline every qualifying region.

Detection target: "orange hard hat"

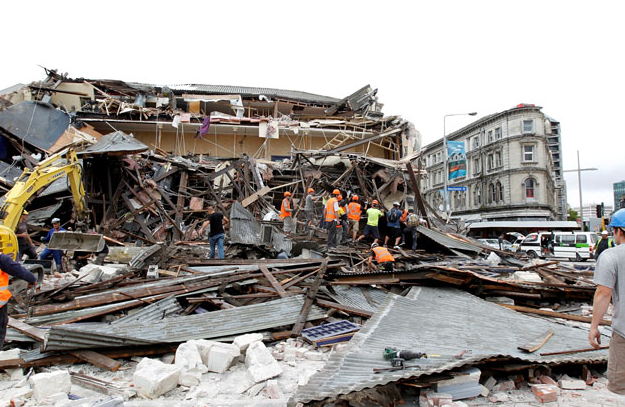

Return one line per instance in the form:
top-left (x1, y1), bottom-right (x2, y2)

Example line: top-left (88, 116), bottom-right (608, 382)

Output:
top-left (352, 195), bottom-right (359, 201)
top-left (284, 191), bottom-right (291, 197)
top-left (333, 189), bottom-right (340, 195)
top-left (337, 195), bottom-right (343, 200)
top-left (372, 199), bottom-right (379, 205)
top-left (308, 188), bottom-right (314, 193)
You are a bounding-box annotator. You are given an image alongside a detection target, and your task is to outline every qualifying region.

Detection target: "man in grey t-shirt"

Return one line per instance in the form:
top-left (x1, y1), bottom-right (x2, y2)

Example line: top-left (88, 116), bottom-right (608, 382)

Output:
top-left (304, 188), bottom-right (316, 236)
top-left (590, 208), bottom-right (625, 394)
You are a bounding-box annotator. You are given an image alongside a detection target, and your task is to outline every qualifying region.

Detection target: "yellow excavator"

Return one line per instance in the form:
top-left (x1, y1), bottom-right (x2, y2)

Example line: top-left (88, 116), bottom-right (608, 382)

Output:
top-left (0, 147), bottom-right (104, 261)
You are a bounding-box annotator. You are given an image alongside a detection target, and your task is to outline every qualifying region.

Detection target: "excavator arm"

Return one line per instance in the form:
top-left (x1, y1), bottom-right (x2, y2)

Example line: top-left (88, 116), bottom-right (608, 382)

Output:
top-left (0, 148), bottom-right (97, 259)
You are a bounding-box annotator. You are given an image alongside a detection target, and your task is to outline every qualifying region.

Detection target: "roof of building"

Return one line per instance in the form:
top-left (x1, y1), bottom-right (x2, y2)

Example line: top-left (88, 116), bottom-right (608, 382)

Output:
top-left (468, 220), bottom-right (579, 230)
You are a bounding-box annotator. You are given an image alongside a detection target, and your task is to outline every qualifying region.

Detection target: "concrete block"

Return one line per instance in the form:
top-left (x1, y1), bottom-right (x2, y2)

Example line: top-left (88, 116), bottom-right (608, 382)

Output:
top-left (245, 341), bottom-right (283, 383)
top-left (207, 343), bottom-right (240, 374)
top-left (29, 370), bottom-right (71, 402)
top-left (6, 367), bottom-right (24, 380)
top-left (42, 392), bottom-right (68, 404)
top-left (482, 376), bottom-right (497, 390)
top-left (283, 346), bottom-right (297, 362)
top-left (175, 342), bottom-right (208, 386)
top-left (233, 333), bottom-right (263, 352)
top-left (187, 339), bottom-right (220, 365)
top-left (492, 379), bottom-right (515, 391)
top-left (295, 348), bottom-right (308, 358)
top-left (265, 379), bottom-right (284, 399)
top-left (479, 384), bottom-right (489, 397)
top-left (272, 350), bottom-right (284, 361)
top-left (78, 264), bottom-right (103, 283)
top-left (133, 357), bottom-right (180, 399)
top-left (558, 379), bottom-right (586, 390)
top-left (0, 348), bottom-right (21, 361)
top-left (531, 384), bottom-right (559, 403)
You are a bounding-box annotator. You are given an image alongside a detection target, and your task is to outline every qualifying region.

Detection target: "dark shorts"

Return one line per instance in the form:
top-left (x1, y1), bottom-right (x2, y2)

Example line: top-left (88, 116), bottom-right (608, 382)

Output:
top-left (363, 225), bottom-right (380, 239)
top-left (305, 211), bottom-right (315, 221)
top-left (388, 227), bottom-right (401, 240)
top-left (608, 332), bottom-right (625, 394)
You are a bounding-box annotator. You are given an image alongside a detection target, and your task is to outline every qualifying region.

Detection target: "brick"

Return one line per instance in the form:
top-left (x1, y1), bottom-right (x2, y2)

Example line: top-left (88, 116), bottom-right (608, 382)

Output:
top-left (492, 379), bottom-right (515, 391)
top-left (29, 370), bottom-right (71, 402)
top-left (531, 384), bottom-right (559, 403)
top-left (538, 375), bottom-right (557, 385)
top-left (283, 346), bottom-right (297, 362)
top-left (304, 350), bottom-right (325, 361)
top-left (482, 376), bottom-right (497, 390)
top-left (133, 357), bottom-right (180, 399)
top-left (419, 390), bottom-right (452, 406)
top-left (245, 341), bottom-right (283, 383)
top-left (487, 392), bottom-right (509, 403)
top-left (207, 343), bottom-right (240, 374)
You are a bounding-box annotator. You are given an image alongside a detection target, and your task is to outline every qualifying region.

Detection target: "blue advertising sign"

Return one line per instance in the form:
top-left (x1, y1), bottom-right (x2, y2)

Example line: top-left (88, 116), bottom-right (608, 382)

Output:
top-left (447, 186), bottom-right (467, 191)
top-left (446, 140), bottom-right (467, 180)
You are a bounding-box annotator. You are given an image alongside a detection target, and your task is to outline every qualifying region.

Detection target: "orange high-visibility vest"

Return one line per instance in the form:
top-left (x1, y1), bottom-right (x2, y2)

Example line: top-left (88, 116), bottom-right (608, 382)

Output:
top-left (372, 247), bottom-right (395, 263)
top-left (401, 210), bottom-right (408, 222)
top-left (347, 202), bottom-right (361, 220)
top-left (325, 197), bottom-right (338, 222)
top-left (0, 270), bottom-right (11, 308)
top-left (280, 198), bottom-right (291, 219)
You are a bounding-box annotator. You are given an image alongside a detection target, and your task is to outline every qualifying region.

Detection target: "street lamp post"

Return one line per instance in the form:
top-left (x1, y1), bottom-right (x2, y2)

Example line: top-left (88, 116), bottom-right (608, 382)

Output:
top-left (443, 112), bottom-right (477, 214)
top-left (563, 150), bottom-right (598, 231)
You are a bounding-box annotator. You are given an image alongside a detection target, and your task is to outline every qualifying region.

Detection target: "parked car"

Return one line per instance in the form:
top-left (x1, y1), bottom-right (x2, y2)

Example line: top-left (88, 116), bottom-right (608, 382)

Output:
top-left (478, 238), bottom-right (512, 251)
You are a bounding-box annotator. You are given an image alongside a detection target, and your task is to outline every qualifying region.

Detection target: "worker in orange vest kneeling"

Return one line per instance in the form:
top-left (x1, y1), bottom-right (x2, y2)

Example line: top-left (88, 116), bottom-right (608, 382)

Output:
top-left (368, 242), bottom-right (395, 272)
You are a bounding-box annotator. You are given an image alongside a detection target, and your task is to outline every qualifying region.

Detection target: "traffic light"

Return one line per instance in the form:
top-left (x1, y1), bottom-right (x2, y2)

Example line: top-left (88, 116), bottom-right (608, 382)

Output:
top-left (596, 204), bottom-right (603, 218)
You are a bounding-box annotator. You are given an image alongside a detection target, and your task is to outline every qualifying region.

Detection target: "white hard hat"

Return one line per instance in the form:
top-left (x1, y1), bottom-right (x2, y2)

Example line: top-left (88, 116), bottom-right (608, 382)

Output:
top-left (601, 230), bottom-right (609, 235)
top-left (393, 202), bottom-right (400, 207)
top-left (52, 218), bottom-right (61, 223)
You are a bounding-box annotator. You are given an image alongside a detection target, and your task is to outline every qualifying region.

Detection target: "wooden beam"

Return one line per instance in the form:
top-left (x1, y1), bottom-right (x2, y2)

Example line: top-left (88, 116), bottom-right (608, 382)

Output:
top-left (499, 304), bottom-right (611, 325)
top-left (518, 330), bottom-right (554, 353)
top-left (259, 266), bottom-right (288, 298)
top-left (7, 317), bottom-right (46, 341)
top-left (315, 299), bottom-right (374, 318)
top-left (291, 260), bottom-right (327, 337)
top-left (68, 350), bottom-right (122, 372)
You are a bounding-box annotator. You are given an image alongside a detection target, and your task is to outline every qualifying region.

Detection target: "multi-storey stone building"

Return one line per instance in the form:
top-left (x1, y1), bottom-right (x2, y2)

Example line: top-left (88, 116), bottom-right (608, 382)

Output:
top-left (421, 104), bottom-right (565, 222)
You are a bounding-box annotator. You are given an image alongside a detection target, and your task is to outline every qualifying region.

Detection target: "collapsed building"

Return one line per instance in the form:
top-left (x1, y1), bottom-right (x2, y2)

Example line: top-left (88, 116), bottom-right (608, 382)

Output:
top-left (0, 70), bottom-right (615, 407)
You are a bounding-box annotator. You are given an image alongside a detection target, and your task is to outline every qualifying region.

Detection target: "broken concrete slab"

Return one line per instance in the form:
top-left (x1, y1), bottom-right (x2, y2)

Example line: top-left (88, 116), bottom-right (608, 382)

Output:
top-left (29, 370), bottom-right (71, 402)
top-left (207, 343), bottom-right (241, 374)
top-left (175, 342), bottom-right (208, 386)
top-left (233, 333), bottom-right (263, 352)
top-left (245, 341), bottom-right (283, 383)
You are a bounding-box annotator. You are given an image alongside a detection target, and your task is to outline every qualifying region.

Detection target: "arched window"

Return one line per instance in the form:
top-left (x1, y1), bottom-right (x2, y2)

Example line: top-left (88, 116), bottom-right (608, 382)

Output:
top-left (525, 178), bottom-right (535, 198)
top-left (476, 186), bottom-right (481, 205)
top-left (497, 181), bottom-right (504, 202)
top-left (489, 183), bottom-right (495, 203)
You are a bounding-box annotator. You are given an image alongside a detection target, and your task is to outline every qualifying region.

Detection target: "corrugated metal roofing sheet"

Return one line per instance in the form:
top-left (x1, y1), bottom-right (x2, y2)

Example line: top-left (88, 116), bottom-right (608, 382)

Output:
top-left (229, 201), bottom-right (261, 245)
top-left (80, 131), bottom-right (148, 156)
top-left (289, 287), bottom-right (609, 405)
top-left (320, 286), bottom-right (387, 314)
top-left (111, 296), bottom-right (182, 325)
top-left (417, 226), bottom-right (484, 254)
top-left (44, 295), bottom-right (326, 351)
top-left (164, 84), bottom-right (339, 105)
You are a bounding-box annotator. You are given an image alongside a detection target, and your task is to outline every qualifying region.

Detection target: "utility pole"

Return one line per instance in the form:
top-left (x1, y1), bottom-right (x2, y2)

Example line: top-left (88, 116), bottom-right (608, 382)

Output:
top-left (563, 150), bottom-right (597, 231)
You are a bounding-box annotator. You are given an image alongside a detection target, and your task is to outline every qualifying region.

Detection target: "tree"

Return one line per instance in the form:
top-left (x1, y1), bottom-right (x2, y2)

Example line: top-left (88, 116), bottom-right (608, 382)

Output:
top-left (567, 208), bottom-right (579, 221)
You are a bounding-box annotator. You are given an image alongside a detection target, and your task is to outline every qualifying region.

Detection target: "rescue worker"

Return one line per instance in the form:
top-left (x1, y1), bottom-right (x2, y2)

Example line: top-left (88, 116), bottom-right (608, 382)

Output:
top-left (39, 217), bottom-right (66, 272)
top-left (356, 200), bottom-right (384, 245)
top-left (384, 202), bottom-right (402, 249)
top-left (304, 188), bottom-right (316, 237)
top-left (337, 195), bottom-right (349, 244)
top-left (1, 253), bottom-right (38, 348)
top-left (403, 208), bottom-right (420, 254)
top-left (368, 242), bottom-right (395, 272)
top-left (347, 195), bottom-right (362, 243)
top-left (16, 210), bottom-right (37, 260)
top-left (325, 189), bottom-right (341, 248)
top-left (199, 205), bottom-right (230, 259)
top-left (589, 209), bottom-right (625, 394)
top-left (279, 192), bottom-right (294, 237)
top-left (595, 230), bottom-right (615, 259)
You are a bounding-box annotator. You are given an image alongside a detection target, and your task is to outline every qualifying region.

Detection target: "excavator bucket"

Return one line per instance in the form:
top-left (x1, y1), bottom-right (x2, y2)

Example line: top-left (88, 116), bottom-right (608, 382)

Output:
top-left (47, 232), bottom-right (105, 252)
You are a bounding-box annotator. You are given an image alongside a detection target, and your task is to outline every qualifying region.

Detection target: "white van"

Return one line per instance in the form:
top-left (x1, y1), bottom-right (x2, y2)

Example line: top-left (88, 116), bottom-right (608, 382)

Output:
top-left (517, 232), bottom-right (551, 258)
top-left (552, 231), bottom-right (598, 261)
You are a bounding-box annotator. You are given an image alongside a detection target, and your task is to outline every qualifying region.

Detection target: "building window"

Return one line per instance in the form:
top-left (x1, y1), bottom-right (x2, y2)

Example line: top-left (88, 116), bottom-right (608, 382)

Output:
top-left (525, 178), bottom-right (535, 198)
top-left (474, 185), bottom-right (482, 206)
top-left (487, 130), bottom-right (493, 143)
top-left (497, 181), bottom-right (504, 202)
top-left (489, 183), bottom-right (496, 203)
top-left (473, 137), bottom-right (480, 149)
top-left (495, 151), bottom-right (502, 167)
top-left (495, 127), bottom-right (502, 139)
top-left (523, 119), bottom-right (534, 134)
top-left (523, 145), bottom-right (535, 162)
top-left (488, 154), bottom-right (494, 170)
top-left (473, 157), bottom-right (481, 175)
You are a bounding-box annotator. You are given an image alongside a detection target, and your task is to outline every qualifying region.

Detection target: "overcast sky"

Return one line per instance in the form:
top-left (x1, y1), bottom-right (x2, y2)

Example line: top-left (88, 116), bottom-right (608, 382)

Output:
top-left (3, 0), bottom-right (624, 209)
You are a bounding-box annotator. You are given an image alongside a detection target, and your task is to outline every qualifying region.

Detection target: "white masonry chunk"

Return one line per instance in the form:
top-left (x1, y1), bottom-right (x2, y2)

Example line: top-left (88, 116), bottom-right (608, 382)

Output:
top-left (245, 341), bottom-right (283, 383)
top-left (558, 379), bottom-right (587, 390)
top-left (233, 333), bottom-right (264, 352)
top-left (78, 264), bottom-right (104, 283)
top-left (175, 342), bottom-right (208, 386)
top-left (133, 357), bottom-right (180, 399)
top-left (187, 339), bottom-right (221, 365)
top-left (0, 348), bottom-right (21, 361)
top-left (207, 343), bottom-right (241, 374)
top-left (265, 379), bottom-right (284, 399)
top-left (29, 370), bottom-right (71, 402)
